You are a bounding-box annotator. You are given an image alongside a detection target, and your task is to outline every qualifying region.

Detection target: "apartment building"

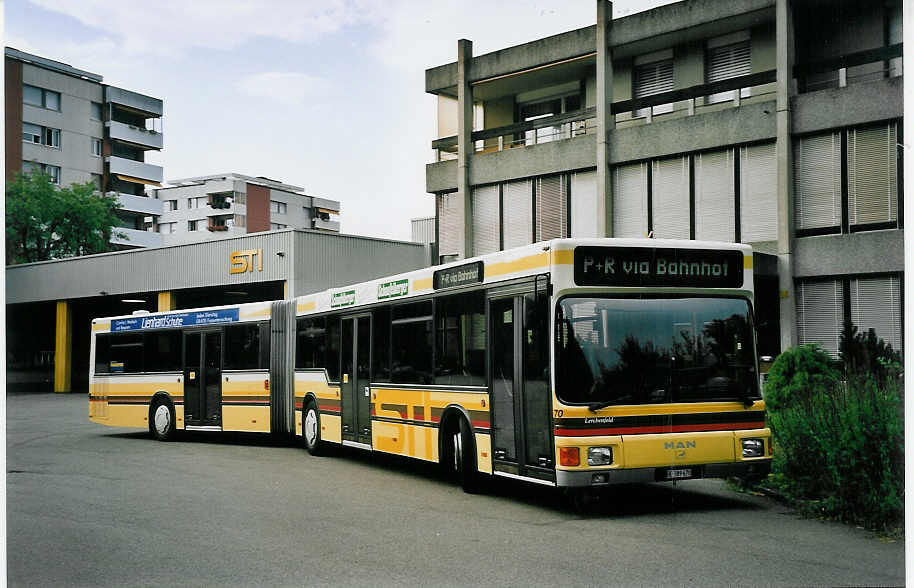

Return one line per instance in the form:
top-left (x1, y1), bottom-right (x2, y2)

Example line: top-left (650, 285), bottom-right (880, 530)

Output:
top-left (152, 173), bottom-right (340, 244)
top-left (4, 47), bottom-right (165, 249)
top-left (425, 0), bottom-right (903, 359)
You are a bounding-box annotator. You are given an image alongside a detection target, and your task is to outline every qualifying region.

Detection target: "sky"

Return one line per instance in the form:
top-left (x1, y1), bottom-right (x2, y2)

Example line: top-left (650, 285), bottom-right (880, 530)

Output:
top-left (5, 0), bottom-right (678, 241)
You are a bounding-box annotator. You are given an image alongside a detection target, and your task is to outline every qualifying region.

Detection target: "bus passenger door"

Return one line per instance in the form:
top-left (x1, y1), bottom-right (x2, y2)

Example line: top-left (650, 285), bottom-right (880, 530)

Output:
top-left (341, 315), bottom-right (372, 446)
top-left (184, 330), bottom-right (223, 428)
top-left (489, 291), bottom-right (554, 483)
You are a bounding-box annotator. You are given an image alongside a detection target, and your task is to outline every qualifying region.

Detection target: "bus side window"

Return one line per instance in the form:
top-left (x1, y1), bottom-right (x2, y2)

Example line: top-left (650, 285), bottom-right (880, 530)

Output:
top-left (95, 334), bottom-right (112, 374)
top-left (224, 324), bottom-right (260, 370)
top-left (391, 301), bottom-right (433, 384)
top-left (259, 322), bottom-right (271, 369)
top-left (144, 331), bottom-right (182, 372)
top-left (434, 291), bottom-right (485, 386)
top-left (296, 317), bottom-right (327, 370)
top-left (110, 333), bottom-right (143, 373)
top-left (326, 315), bottom-right (341, 382)
top-left (373, 307), bottom-right (391, 382)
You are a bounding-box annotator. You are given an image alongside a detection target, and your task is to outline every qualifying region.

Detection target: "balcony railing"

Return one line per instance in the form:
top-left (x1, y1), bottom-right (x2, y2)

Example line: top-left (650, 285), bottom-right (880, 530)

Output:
top-left (106, 120), bottom-right (163, 150)
top-left (106, 156), bottom-right (163, 184)
top-left (432, 69), bottom-right (776, 161)
top-left (110, 227), bottom-right (163, 248)
top-left (111, 192), bottom-right (164, 215)
top-left (794, 43), bottom-right (902, 93)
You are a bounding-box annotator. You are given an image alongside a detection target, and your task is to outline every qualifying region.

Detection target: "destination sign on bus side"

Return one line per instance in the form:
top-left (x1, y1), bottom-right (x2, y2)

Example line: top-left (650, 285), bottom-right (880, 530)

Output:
top-left (111, 308), bottom-right (240, 332)
top-left (433, 261), bottom-right (484, 290)
top-left (574, 246), bottom-right (743, 288)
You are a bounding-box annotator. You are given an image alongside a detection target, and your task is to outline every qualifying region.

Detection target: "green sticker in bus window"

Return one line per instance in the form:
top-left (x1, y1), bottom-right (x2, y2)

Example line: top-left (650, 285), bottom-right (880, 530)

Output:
top-left (503, 309), bottom-right (512, 324)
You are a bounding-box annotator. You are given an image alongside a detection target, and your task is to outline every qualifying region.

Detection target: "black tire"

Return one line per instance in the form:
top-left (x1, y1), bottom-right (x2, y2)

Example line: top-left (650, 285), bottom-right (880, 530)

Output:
top-left (449, 416), bottom-right (482, 494)
top-left (149, 396), bottom-right (176, 441)
top-left (301, 400), bottom-right (325, 456)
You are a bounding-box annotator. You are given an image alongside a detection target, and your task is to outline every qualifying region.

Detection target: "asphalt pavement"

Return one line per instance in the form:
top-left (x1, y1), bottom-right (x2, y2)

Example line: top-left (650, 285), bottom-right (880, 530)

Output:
top-left (6, 392), bottom-right (905, 587)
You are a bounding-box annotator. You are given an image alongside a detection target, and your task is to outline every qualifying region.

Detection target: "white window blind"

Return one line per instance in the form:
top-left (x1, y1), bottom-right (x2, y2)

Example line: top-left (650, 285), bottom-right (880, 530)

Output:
top-left (740, 143), bottom-right (778, 243)
top-left (472, 185), bottom-right (499, 255)
top-left (797, 280), bottom-right (845, 358)
top-left (695, 149), bottom-right (735, 241)
top-left (502, 179), bottom-right (533, 249)
top-left (535, 174), bottom-right (567, 241)
top-left (651, 157), bottom-right (690, 239)
top-left (847, 123), bottom-right (898, 226)
top-left (437, 192), bottom-right (461, 257)
top-left (795, 132), bottom-right (842, 230)
top-left (612, 162), bottom-right (648, 238)
top-left (850, 275), bottom-right (902, 353)
top-left (571, 170), bottom-right (598, 238)
top-left (706, 40), bottom-right (751, 104)
top-left (634, 58), bottom-right (674, 116)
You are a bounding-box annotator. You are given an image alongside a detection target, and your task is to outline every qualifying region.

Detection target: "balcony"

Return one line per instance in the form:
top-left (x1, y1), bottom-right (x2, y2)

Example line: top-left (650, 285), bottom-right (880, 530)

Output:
top-left (111, 192), bottom-right (164, 216)
top-left (312, 217), bottom-right (340, 232)
top-left (106, 120), bottom-right (163, 150)
top-left (104, 86), bottom-right (163, 117)
top-left (106, 156), bottom-right (163, 185)
top-left (110, 227), bottom-right (163, 248)
top-left (794, 44), bottom-right (902, 93)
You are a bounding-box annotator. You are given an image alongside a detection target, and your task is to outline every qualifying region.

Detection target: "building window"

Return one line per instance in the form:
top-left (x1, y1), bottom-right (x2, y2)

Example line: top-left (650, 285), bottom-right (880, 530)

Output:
top-left (633, 50), bottom-right (674, 117)
top-left (270, 200), bottom-right (287, 214)
top-left (158, 222), bottom-right (176, 234)
top-left (795, 122), bottom-right (900, 236)
top-left (502, 178), bottom-right (533, 249)
top-left (518, 93), bottom-right (582, 145)
top-left (570, 169), bottom-right (598, 238)
top-left (91, 137), bottom-right (102, 157)
top-left (22, 123), bottom-right (60, 148)
top-left (471, 184), bottom-right (499, 256)
top-left (22, 161), bottom-right (60, 184)
top-left (188, 196), bottom-right (207, 209)
top-left (739, 143), bottom-right (778, 243)
top-left (436, 192), bottom-right (461, 258)
top-left (166, 200), bottom-right (178, 211)
top-left (234, 214), bottom-right (246, 228)
top-left (270, 222), bottom-right (287, 230)
top-left (46, 165), bottom-right (60, 185)
top-left (612, 162), bottom-right (649, 237)
top-left (694, 149), bottom-right (736, 242)
top-left (188, 219), bottom-right (201, 231)
top-left (705, 32), bottom-right (751, 104)
top-left (535, 174), bottom-right (568, 241)
top-left (23, 85), bottom-right (61, 111)
top-left (91, 173), bottom-right (102, 191)
top-left (651, 156), bottom-right (690, 239)
top-left (91, 102), bottom-right (103, 120)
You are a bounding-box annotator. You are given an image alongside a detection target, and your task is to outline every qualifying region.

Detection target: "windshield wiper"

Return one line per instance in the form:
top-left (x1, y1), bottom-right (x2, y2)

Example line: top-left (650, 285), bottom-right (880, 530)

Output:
top-left (587, 399), bottom-right (616, 412)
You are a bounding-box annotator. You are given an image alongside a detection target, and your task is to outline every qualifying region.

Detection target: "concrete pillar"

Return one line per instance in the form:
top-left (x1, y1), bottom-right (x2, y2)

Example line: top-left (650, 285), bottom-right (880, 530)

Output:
top-left (457, 39), bottom-right (474, 259)
top-left (595, 0), bottom-right (615, 236)
top-left (775, 0), bottom-right (797, 351)
top-left (54, 300), bottom-right (72, 393)
top-left (157, 291), bottom-right (176, 312)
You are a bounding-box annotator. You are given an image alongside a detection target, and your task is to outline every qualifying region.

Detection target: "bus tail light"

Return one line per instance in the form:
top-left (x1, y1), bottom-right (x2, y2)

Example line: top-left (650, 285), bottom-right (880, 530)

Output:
top-left (559, 447), bottom-right (580, 467)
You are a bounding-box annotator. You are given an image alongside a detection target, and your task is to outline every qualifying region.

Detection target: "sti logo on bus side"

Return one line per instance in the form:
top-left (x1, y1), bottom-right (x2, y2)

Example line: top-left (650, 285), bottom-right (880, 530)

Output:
top-left (230, 249), bottom-right (263, 274)
top-left (665, 441), bottom-right (696, 450)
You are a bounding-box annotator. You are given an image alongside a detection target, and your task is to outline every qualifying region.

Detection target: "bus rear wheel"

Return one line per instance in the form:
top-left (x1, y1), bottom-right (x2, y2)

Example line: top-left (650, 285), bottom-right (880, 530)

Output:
top-left (149, 397), bottom-right (176, 441)
top-left (302, 400), bottom-right (325, 456)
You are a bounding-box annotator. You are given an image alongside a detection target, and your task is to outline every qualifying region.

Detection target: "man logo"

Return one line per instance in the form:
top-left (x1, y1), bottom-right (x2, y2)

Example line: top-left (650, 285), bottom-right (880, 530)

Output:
top-left (664, 441), bottom-right (696, 450)
top-left (230, 249), bottom-right (263, 274)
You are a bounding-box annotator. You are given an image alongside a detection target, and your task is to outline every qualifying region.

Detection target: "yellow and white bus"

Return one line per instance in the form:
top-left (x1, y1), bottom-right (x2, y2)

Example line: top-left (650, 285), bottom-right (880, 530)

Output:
top-left (90, 238), bottom-right (772, 493)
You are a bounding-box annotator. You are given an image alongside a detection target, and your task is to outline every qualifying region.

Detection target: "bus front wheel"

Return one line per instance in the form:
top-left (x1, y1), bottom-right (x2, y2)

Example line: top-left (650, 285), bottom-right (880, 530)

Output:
top-left (149, 397), bottom-right (176, 441)
top-left (446, 416), bottom-right (482, 494)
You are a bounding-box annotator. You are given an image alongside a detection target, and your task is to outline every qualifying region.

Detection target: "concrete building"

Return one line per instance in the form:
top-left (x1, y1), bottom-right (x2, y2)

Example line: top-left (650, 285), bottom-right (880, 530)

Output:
top-left (152, 173), bottom-right (341, 244)
top-left (5, 47), bottom-right (165, 249)
top-left (425, 0), bottom-right (903, 359)
top-left (6, 230), bottom-right (428, 392)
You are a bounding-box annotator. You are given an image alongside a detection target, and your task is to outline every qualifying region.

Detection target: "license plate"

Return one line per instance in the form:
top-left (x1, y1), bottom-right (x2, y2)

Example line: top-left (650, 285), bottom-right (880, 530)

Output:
top-left (666, 468), bottom-right (693, 480)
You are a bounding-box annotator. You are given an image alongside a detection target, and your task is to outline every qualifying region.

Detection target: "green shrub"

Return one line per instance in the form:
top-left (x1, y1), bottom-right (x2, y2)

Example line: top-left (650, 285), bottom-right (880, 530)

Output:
top-left (763, 342), bottom-right (904, 532)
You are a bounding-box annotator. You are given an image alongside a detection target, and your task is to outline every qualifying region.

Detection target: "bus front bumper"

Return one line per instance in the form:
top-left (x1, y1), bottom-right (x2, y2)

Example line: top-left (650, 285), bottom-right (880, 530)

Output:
top-left (555, 459), bottom-right (772, 487)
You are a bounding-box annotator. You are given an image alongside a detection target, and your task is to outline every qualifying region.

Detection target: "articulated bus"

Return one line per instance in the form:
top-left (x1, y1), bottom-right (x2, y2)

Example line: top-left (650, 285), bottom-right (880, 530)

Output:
top-left (89, 238), bottom-right (772, 493)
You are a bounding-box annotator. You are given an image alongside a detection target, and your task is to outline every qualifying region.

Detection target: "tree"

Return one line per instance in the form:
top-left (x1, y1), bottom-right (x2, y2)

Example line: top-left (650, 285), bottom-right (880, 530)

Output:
top-left (6, 171), bottom-right (124, 264)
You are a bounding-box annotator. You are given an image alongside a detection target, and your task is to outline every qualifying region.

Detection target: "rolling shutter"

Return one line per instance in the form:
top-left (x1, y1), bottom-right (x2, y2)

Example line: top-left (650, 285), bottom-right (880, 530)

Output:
top-left (535, 174), bottom-right (567, 241)
top-left (651, 156), bottom-right (690, 239)
top-left (794, 132), bottom-right (842, 230)
top-left (472, 185), bottom-right (500, 255)
top-left (706, 41), bottom-right (751, 83)
top-left (612, 162), bottom-right (648, 238)
top-left (797, 279), bottom-right (845, 358)
top-left (634, 59), bottom-right (674, 99)
top-left (571, 169), bottom-right (598, 238)
top-left (847, 123), bottom-right (898, 226)
top-left (740, 143), bottom-right (778, 243)
top-left (694, 149), bottom-right (735, 241)
top-left (437, 192), bottom-right (461, 257)
top-left (850, 275), bottom-right (902, 353)
top-left (503, 178), bottom-right (533, 249)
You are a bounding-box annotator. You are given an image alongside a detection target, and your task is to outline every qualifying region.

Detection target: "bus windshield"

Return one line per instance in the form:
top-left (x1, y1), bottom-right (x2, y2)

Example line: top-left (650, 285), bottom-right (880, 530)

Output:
top-left (556, 296), bottom-right (758, 406)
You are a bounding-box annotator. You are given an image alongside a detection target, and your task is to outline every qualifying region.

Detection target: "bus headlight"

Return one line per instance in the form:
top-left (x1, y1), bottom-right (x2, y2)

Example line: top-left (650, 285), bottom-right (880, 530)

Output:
top-left (588, 446), bottom-right (614, 466)
top-left (742, 438), bottom-right (764, 458)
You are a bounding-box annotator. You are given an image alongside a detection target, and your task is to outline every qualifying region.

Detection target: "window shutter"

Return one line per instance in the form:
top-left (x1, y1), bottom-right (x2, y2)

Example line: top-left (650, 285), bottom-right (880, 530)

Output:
top-left (502, 178), bottom-right (533, 249)
top-left (571, 169), bottom-right (598, 237)
top-left (437, 192), bottom-right (461, 257)
top-left (706, 41), bottom-right (751, 83)
top-left (847, 123), bottom-right (898, 226)
top-left (794, 132), bottom-right (841, 230)
top-left (651, 156), bottom-right (690, 239)
top-left (612, 163), bottom-right (648, 238)
top-left (797, 279), bottom-right (845, 358)
top-left (740, 143), bottom-right (778, 243)
top-left (472, 185), bottom-right (499, 255)
top-left (535, 174), bottom-right (567, 241)
top-left (695, 149), bottom-right (735, 241)
top-left (850, 275), bottom-right (902, 353)
top-left (634, 60), bottom-right (674, 99)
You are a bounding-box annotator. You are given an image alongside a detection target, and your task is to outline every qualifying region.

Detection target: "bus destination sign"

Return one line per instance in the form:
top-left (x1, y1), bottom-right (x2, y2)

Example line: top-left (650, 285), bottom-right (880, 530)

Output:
top-left (574, 246), bottom-right (743, 288)
top-left (433, 261), bottom-right (484, 290)
top-left (111, 308), bottom-right (240, 332)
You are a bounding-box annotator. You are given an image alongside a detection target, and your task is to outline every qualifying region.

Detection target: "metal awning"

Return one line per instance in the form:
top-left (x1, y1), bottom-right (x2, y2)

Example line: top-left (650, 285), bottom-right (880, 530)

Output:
top-left (115, 174), bottom-right (162, 187)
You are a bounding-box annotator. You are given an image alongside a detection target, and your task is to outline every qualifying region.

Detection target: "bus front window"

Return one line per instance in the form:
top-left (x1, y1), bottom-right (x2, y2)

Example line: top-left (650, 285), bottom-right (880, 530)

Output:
top-left (555, 297), bottom-right (758, 406)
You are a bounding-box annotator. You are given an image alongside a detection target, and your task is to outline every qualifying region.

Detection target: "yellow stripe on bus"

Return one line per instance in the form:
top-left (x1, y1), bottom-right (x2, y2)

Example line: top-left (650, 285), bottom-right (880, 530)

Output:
top-left (744, 255), bottom-right (753, 269)
top-left (413, 277), bottom-right (433, 291)
top-left (486, 252), bottom-right (549, 278)
top-left (552, 249), bottom-right (574, 265)
top-left (297, 300), bottom-right (316, 313)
